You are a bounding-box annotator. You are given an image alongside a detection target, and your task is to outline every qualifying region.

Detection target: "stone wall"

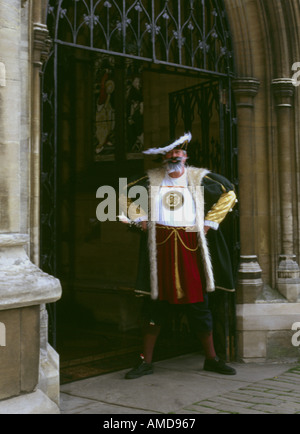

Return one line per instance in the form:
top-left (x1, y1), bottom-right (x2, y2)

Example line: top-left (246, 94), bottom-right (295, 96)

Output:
top-left (225, 0), bottom-right (300, 362)
top-left (0, 0), bottom-right (62, 414)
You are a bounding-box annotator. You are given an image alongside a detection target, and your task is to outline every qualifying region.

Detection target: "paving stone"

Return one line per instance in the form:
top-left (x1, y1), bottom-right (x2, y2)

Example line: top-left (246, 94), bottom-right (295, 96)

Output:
top-left (277, 401), bottom-right (300, 412)
top-left (223, 408), bottom-right (266, 414)
top-left (232, 388), bottom-right (285, 400)
top-left (251, 405), bottom-right (293, 414)
top-left (202, 396), bottom-right (252, 409)
top-left (221, 392), bottom-right (284, 406)
top-left (180, 405), bottom-right (220, 414)
top-left (201, 403), bottom-right (240, 414)
top-left (280, 373), bottom-right (300, 380)
top-left (241, 385), bottom-right (274, 393)
top-left (273, 378), bottom-right (300, 386)
top-left (257, 380), bottom-right (298, 391)
top-left (261, 390), bottom-right (300, 400)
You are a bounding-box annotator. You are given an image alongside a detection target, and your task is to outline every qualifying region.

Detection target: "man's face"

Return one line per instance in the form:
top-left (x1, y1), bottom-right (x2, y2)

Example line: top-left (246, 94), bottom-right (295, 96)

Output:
top-left (164, 149), bottom-right (187, 163)
top-left (163, 149), bottom-right (187, 173)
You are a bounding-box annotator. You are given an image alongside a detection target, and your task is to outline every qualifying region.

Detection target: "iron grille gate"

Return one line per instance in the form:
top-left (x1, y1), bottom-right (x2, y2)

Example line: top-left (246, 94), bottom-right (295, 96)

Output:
top-left (41, 0), bottom-right (238, 359)
top-left (46, 0), bottom-right (234, 75)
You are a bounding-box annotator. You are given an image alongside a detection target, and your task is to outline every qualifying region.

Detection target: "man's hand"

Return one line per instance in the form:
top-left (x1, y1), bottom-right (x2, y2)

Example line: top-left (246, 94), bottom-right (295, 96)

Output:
top-left (118, 214), bottom-right (131, 224)
top-left (118, 214), bottom-right (148, 232)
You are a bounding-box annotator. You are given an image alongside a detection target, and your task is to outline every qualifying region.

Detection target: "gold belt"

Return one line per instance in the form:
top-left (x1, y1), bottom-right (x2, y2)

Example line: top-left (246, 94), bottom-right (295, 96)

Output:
top-left (156, 225), bottom-right (198, 299)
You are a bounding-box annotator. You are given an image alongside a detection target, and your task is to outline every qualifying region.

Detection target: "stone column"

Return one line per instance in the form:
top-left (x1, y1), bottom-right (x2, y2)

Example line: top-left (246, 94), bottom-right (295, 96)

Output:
top-left (232, 78), bottom-right (263, 304)
top-left (0, 0), bottom-right (22, 233)
top-left (272, 78), bottom-right (300, 302)
top-left (31, 0), bottom-right (51, 265)
top-left (29, 0), bottom-right (61, 408)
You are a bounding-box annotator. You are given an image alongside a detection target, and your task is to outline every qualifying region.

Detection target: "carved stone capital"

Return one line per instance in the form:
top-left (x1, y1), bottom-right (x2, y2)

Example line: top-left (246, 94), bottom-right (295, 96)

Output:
top-left (232, 78), bottom-right (260, 108)
top-left (277, 254), bottom-right (300, 302)
top-left (237, 255), bottom-right (264, 304)
top-left (33, 23), bottom-right (52, 68)
top-left (272, 78), bottom-right (295, 108)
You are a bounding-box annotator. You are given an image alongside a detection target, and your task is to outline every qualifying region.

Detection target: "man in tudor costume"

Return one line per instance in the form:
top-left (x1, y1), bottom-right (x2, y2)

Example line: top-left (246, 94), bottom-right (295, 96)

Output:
top-left (119, 133), bottom-right (237, 379)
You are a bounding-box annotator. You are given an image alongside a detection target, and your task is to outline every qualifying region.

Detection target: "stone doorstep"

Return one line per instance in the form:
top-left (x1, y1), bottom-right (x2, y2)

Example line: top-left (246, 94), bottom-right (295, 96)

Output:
top-left (0, 390), bottom-right (60, 415)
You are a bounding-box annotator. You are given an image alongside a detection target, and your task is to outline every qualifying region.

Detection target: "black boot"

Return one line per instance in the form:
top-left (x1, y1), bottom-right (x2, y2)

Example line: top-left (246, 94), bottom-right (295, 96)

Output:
top-left (125, 356), bottom-right (154, 380)
top-left (203, 357), bottom-right (236, 375)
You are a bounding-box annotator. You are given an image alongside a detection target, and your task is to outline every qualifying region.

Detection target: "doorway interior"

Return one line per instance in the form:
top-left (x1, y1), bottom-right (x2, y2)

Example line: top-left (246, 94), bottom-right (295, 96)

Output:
top-left (41, 0), bottom-right (238, 384)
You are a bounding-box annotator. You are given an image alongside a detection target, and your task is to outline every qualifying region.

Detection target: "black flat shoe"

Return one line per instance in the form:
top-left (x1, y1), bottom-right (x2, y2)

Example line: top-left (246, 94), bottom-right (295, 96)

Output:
top-left (203, 357), bottom-right (236, 375)
top-left (125, 359), bottom-right (154, 379)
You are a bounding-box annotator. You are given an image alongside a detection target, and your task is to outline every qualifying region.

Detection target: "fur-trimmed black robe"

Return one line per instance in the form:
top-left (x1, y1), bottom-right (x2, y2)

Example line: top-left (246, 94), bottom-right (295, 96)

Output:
top-left (127, 167), bottom-right (237, 299)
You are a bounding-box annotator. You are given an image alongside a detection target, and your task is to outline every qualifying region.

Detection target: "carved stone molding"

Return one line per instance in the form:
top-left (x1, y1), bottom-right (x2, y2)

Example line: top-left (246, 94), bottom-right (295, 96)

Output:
top-left (277, 255), bottom-right (300, 303)
top-left (277, 255), bottom-right (300, 280)
top-left (33, 23), bottom-right (52, 68)
top-left (0, 234), bottom-right (61, 310)
top-left (237, 256), bottom-right (264, 304)
top-left (272, 78), bottom-right (295, 108)
top-left (232, 78), bottom-right (260, 108)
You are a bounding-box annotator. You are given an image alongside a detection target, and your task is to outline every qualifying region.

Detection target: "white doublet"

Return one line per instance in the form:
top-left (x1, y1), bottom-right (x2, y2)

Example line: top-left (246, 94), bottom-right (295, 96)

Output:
top-left (156, 170), bottom-right (196, 227)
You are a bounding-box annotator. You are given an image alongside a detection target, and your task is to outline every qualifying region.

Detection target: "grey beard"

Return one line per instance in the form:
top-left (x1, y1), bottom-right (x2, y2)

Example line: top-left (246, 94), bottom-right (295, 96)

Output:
top-left (164, 157), bottom-right (185, 174)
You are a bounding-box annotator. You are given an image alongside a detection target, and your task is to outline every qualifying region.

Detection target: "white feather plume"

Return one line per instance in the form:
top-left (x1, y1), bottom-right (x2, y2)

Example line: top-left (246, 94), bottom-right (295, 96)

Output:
top-left (143, 132), bottom-right (192, 155)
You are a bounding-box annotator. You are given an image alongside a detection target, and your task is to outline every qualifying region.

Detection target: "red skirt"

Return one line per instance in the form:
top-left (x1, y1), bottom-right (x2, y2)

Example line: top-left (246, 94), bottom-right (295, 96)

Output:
top-left (156, 225), bottom-right (204, 304)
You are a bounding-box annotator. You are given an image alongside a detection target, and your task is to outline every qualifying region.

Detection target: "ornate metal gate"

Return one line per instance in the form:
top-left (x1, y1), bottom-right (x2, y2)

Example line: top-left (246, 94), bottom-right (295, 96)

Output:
top-left (45, 0), bottom-right (234, 74)
top-left (41, 0), bottom-right (238, 358)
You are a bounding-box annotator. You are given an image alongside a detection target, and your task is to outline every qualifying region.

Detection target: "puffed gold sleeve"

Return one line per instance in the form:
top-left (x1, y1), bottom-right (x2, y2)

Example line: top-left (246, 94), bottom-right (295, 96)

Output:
top-left (205, 190), bottom-right (237, 226)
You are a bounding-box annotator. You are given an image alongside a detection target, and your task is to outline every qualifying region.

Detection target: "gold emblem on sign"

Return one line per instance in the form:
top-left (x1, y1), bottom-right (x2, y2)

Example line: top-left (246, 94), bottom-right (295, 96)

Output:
top-left (163, 191), bottom-right (184, 211)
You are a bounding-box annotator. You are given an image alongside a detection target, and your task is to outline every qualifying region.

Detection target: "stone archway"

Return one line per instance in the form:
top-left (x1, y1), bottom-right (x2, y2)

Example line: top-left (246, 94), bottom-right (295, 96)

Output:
top-left (36, 0), bottom-right (300, 366)
top-left (38, 1), bottom-right (240, 372)
top-left (225, 0), bottom-right (300, 298)
top-left (39, 0), bottom-right (300, 302)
